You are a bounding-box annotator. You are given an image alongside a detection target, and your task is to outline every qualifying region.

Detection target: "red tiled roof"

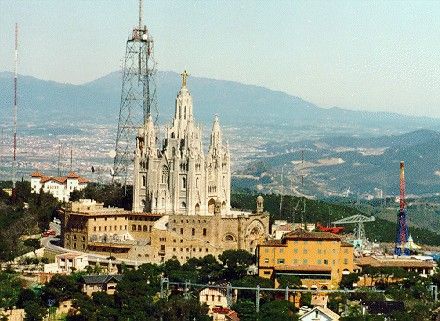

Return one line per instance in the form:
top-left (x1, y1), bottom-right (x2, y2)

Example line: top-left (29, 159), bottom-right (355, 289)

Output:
top-left (78, 177), bottom-right (89, 184)
top-left (282, 229), bottom-right (341, 241)
top-left (31, 171), bottom-right (44, 177)
top-left (32, 171), bottom-right (89, 185)
top-left (67, 172), bottom-right (80, 178)
top-left (226, 310), bottom-right (240, 321)
top-left (41, 177), bottom-right (67, 184)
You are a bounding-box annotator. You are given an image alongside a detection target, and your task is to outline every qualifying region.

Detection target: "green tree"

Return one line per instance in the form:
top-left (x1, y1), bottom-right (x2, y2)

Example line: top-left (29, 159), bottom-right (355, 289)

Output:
top-left (232, 275), bottom-right (273, 302)
top-left (23, 300), bottom-right (47, 321)
top-left (340, 273), bottom-right (359, 289)
top-left (232, 300), bottom-right (257, 321)
top-left (155, 297), bottom-right (211, 321)
top-left (300, 292), bottom-right (311, 307)
top-left (41, 274), bottom-right (81, 304)
top-left (259, 300), bottom-right (298, 321)
top-left (23, 238), bottom-right (41, 256)
top-left (115, 263), bottom-right (161, 320)
top-left (218, 249), bottom-right (254, 280)
top-left (0, 272), bottom-right (22, 309)
top-left (276, 275), bottom-right (301, 289)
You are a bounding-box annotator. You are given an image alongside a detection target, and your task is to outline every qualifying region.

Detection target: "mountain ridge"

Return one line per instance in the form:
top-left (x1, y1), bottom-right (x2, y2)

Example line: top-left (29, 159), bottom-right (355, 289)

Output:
top-left (1, 70), bottom-right (439, 132)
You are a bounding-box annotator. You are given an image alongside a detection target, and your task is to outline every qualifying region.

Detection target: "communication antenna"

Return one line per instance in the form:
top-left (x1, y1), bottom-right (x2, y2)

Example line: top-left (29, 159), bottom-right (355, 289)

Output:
top-left (70, 147), bottom-right (73, 172)
top-left (12, 23), bottom-right (18, 198)
top-left (279, 165), bottom-right (285, 216)
top-left (301, 150), bottom-right (304, 187)
top-left (57, 142), bottom-right (62, 176)
top-left (113, 0), bottom-right (158, 184)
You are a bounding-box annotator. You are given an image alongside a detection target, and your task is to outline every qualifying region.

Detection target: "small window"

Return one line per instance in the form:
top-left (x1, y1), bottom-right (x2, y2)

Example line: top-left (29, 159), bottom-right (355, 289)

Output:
top-left (203, 228), bottom-right (207, 236)
top-left (277, 259), bottom-right (285, 264)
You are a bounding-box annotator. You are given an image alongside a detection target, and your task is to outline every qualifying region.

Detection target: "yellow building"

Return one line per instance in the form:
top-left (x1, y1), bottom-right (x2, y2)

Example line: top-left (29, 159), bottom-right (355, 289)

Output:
top-left (257, 229), bottom-right (354, 289)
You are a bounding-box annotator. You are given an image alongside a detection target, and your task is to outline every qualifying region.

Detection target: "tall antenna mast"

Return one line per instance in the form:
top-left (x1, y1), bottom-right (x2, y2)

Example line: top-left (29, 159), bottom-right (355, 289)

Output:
top-left (394, 161), bottom-right (410, 256)
top-left (57, 142), bottom-right (62, 176)
top-left (113, 0), bottom-right (157, 184)
top-left (279, 165), bottom-right (284, 216)
top-left (138, 0), bottom-right (143, 29)
top-left (70, 147), bottom-right (73, 172)
top-left (12, 23), bottom-right (18, 198)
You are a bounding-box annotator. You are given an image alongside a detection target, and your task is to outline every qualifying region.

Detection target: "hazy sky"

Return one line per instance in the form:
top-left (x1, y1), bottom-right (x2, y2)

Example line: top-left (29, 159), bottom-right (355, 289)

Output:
top-left (1, 0), bottom-right (440, 117)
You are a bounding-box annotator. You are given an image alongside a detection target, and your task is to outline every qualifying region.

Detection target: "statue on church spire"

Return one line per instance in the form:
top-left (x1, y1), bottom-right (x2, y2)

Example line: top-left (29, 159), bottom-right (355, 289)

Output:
top-left (181, 70), bottom-right (190, 87)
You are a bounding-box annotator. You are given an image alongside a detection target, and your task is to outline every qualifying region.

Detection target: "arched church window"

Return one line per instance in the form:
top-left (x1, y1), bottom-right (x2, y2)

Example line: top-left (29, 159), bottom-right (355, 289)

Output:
top-left (184, 106), bottom-right (186, 119)
top-left (171, 132), bottom-right (175, 138)
top-left (196, 177), bottom-right (199, 188)
top-left (142, 175), bottom-right (146, 187)
top-left (162, 166), bottom-right (168, 184)
top-left (195, 203), bottom-right (200, 214)
top-left (208, 199), bottom-right (215, 214)
top-left (172, 147), bottom-right (176, 156)
top-left (181, 202), bottom-right (186, 208)
top-left (182, 177), bottom-right (187, 190)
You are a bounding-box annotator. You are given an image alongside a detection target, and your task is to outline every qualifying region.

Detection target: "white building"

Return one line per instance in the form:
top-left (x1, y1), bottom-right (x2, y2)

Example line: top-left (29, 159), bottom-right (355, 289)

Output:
top-left (43, 253), bottom-right (90, 274)
top-left (30, 171), bottom-right (89, 202)
top-left (299, 306), bottom-right (340, 321)
top-left (133, 71), bottom-right (231, 215)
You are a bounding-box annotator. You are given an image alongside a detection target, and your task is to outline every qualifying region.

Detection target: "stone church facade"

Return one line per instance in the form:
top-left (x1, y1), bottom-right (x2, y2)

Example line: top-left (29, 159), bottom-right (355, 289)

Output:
top-left (60, 72), bottom-right (269, 264)
top-left (132, 70), bottom-right (231, 215)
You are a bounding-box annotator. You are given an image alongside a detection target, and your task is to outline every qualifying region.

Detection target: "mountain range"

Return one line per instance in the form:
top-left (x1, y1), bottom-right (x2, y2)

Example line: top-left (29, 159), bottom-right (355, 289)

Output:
top-left (1, 70), bottom-right (440, 134)
top-left (1, 70), bottom-right (440, 196)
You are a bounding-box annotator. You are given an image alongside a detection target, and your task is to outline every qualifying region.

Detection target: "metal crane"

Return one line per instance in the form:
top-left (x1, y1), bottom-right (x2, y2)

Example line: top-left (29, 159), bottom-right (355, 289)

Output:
top-left (332, 214), bottom-right (375, 249)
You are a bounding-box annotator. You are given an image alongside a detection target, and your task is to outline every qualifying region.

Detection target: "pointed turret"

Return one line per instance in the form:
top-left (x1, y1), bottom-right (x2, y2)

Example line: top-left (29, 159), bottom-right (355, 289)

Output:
top-left (209, 115), bottom-right (222, 154)
top-left (171, 70), bottom-right (193, 138)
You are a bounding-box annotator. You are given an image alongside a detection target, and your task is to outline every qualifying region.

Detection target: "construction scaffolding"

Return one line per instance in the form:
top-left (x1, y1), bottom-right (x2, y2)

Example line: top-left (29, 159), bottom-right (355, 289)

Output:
top-left (113, 0), bottom-right (157, 184)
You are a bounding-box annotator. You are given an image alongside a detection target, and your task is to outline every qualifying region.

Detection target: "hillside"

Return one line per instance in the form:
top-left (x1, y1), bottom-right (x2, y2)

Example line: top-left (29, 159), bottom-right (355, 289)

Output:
top-left (238, 129), bottom-right (440, 196)
top-left (231, 192), bottom-right (440, 246)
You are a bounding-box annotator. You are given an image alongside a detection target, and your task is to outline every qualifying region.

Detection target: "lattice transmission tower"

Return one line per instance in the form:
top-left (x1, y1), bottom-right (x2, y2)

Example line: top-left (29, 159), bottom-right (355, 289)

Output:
top-left (113, 0), bottom-right (157, 184)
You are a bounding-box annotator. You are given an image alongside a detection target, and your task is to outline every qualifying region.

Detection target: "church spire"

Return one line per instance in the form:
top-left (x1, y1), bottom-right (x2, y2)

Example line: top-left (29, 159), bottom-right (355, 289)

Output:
top-left (209, 115), bottom-right (222, 151)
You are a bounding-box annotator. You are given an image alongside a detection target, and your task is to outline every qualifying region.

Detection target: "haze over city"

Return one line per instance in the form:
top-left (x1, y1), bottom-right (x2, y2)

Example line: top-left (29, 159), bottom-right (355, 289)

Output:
top-left (1, 0), bottom-right (440, 118)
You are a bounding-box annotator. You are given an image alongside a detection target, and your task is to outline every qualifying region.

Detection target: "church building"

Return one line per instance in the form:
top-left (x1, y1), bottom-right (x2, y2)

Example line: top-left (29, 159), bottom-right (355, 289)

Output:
top-left (133, 70), bottom-right (231, 215)
top-left (60, 71), bottom-right (269, 264)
